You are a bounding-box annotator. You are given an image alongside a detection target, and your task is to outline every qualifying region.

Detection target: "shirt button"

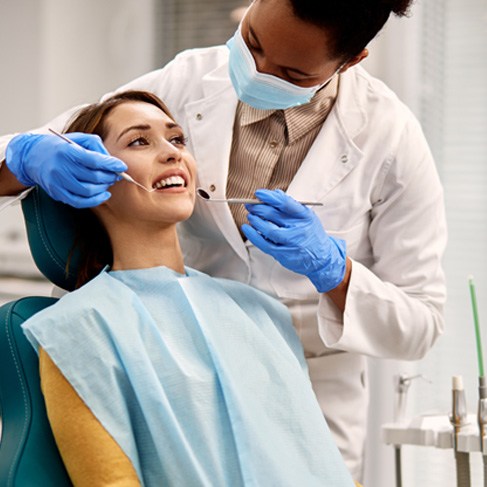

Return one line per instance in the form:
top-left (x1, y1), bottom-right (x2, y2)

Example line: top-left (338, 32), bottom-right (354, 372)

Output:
top-left (269, 140), bottom-right (278, 148)
top-left (341, 154), bottom-right (348, 163)
top-left (196, 113), bottom-right (203, 121)
top-left (209, 184), bottom-right (216, 192)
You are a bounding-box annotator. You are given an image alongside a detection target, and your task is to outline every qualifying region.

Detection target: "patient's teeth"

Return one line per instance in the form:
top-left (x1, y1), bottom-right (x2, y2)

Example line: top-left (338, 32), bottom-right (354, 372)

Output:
top-left (153, 175), bottom-right (186, 189)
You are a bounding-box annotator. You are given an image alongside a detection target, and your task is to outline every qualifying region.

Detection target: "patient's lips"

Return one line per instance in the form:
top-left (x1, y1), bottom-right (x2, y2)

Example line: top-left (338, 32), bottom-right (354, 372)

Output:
top-left (152, 169), bottom-right (189, 192)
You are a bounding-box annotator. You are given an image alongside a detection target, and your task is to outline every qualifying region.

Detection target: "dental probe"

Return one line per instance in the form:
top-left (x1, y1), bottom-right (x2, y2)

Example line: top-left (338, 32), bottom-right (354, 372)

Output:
top-left (48, 128), bottom-right (155, 192)
top-left (196, 188), bottom-right (323, 206)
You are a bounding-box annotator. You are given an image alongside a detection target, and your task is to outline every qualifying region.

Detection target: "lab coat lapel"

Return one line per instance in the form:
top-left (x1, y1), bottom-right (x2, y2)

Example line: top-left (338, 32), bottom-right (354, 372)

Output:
top-left (287, 72), bottom-right (366, 203)
top-left (184, 71), bottom-right (249, 265)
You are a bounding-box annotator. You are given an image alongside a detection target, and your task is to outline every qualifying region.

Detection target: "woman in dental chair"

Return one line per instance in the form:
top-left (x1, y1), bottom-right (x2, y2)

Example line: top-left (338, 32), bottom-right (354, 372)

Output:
top-left (21, 90), bottom-right (357, 487)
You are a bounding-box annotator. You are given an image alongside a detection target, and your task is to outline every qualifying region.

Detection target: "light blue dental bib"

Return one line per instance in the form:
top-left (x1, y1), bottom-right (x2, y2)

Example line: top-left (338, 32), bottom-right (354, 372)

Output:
top-left (23, 267), bottom-right (354, 486)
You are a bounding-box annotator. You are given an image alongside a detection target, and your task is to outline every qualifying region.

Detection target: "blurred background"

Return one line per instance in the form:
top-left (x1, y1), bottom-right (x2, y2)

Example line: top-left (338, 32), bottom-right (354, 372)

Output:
top-left (1, 0), bottom-right (486, 485)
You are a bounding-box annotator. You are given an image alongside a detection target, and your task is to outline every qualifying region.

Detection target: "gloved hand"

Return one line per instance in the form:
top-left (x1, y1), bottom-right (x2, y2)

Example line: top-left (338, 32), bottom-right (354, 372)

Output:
top-left (6, 132), bottom-right (128, 208)
top-left (242, 189), bottom-right (346, 293)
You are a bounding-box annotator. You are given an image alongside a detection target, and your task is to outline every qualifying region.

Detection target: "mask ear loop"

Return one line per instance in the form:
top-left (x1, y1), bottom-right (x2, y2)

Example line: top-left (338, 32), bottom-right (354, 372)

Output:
top-left (316, 62), bottom-right (347, 93)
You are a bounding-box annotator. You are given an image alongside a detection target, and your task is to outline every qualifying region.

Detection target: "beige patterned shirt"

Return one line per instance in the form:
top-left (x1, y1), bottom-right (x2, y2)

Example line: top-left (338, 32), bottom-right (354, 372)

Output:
top-left (227, 75), bottom-right (339, 234)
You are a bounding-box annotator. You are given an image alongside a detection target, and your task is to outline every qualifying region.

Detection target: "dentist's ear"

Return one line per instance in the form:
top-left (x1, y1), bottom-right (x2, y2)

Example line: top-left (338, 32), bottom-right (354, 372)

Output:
top-left (338, 49), bottom-right (369, 74)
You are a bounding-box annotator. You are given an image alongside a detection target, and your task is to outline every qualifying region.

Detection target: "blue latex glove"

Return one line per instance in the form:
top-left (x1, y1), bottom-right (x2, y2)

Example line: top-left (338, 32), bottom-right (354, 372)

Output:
top-left (6, 132), bottom-right (127, 208)
top-left (242, 189), bottom-right (347, 293)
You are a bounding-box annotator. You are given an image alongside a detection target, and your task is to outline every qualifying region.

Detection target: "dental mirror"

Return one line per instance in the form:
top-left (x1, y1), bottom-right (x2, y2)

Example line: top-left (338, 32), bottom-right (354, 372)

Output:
top-left (196, 188), bottom-right (323, 206)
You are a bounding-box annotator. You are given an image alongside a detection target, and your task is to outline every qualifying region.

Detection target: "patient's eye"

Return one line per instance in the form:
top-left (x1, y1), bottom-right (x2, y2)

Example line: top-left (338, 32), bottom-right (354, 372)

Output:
top-left (128, 136), bottom-right (149, 147)
top-left (170, 135), bottom-right (188, 147)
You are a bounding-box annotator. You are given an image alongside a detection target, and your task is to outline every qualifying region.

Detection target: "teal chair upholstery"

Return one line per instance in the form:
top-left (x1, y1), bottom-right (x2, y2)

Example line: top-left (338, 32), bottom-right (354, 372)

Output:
top-left (0, 298), bottom-right (71, 486)
top-left (0, 187), bottom-right (80, 486)
top-left (21, 186), bottom-right (81, 292)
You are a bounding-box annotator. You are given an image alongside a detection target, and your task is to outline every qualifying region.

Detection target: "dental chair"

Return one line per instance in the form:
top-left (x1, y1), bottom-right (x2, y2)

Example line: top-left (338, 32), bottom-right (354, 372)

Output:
top-left (0, 187), bottom-right (81, 486)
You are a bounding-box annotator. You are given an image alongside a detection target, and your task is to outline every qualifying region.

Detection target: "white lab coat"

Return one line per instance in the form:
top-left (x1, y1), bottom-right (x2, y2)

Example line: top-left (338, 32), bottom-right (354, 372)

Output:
top-left (0, 45), bottom-right (447, 479)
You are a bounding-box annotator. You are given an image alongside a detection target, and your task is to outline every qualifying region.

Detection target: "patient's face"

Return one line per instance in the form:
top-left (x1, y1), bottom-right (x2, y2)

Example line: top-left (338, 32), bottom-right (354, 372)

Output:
top-left (100, 101), bottom-right (196, 226)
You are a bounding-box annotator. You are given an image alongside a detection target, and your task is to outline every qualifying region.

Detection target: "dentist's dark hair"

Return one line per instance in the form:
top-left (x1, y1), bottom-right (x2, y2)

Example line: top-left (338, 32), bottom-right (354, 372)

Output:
top-left (63, 90), bottom-right (175, 288)
top-left (287, 0), bottom-right (413, 60)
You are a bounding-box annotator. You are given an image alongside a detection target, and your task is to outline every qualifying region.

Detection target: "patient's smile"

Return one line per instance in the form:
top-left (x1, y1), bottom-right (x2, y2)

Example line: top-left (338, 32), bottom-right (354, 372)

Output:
top-left (153, 175), bottom-right (186, 190)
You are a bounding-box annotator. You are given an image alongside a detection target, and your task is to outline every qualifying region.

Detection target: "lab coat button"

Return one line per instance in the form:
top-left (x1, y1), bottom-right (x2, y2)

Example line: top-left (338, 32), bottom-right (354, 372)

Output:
top-left (196, 113), bottom-right (203, 121)
top-left (340, 154), bottom-right (348, 163)
top-left (209, 184), bottom-right (216, 192)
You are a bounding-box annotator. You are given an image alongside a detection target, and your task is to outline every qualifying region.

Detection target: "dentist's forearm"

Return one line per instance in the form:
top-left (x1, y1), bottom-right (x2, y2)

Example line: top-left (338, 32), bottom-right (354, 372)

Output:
top-left (326, 257), bottom-right (352, 313)
top-left (0, 158), bottom-right (29, 195)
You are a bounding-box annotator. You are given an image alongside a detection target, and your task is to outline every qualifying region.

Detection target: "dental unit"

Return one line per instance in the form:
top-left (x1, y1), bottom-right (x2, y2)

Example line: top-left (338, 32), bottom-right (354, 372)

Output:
top-left (383, 276), bottom-right (487, 487)
top-left (392, 373), bottom-right (429, 487)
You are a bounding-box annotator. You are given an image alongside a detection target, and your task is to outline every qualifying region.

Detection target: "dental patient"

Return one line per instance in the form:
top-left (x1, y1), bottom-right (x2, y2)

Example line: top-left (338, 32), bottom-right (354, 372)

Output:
top-left (22, 90), bottom-right (355, 486)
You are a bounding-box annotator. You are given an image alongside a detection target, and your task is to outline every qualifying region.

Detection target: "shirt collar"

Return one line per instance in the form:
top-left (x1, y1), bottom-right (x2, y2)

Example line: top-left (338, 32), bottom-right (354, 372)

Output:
top-left (238, 75), bottom-right (340, 142)
top-left (284, 75), bottom-right (339, 143)
top-left (239, 105), bottom-right (276, 126)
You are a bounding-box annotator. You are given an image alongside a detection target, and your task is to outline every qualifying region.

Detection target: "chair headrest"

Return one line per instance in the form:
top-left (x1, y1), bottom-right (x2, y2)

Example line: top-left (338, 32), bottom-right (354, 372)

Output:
top-left (21, 187), bottom-right (81, 291)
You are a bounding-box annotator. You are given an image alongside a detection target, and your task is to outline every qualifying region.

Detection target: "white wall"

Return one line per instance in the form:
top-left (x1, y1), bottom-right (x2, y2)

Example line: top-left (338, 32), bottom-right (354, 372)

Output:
top-left (0, 0), bottom-right (157, 286)
top-left (0, 0), bottom-right (43, 133)
top-left (1, 0), bottom-right (156, 131)
top-left (38, 0), bottom-right (156, 121)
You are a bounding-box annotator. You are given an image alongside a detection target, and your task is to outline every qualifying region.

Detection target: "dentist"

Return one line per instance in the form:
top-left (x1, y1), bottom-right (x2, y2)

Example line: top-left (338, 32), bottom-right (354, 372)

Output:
top-left (0, 0), bottom-right (446, 480)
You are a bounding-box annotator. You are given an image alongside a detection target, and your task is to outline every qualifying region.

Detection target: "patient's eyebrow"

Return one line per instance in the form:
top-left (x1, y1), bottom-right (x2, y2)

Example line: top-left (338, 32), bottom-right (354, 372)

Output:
top-left (117, 124), bottom-right (151, 141)
top-left (117, 122), bottom-right (183, 141)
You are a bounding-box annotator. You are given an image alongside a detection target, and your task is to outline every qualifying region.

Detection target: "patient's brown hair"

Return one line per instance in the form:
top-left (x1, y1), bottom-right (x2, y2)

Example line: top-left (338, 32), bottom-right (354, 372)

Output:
top-left (64, 90), bottom-right (174, 288)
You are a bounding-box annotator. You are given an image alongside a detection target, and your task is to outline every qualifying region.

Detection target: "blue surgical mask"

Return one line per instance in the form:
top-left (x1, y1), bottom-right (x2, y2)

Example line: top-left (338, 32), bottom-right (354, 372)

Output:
top-left (226, 26), bottom-right (340, 110)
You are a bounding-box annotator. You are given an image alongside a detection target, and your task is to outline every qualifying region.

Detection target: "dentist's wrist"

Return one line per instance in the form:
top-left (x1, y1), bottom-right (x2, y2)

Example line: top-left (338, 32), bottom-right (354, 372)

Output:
top-left (325, 258), bottom-right (352, 313)
top-left (0, 154), bottom-right (30, 196)
top-left (308, 258), bottom-right (347, 293)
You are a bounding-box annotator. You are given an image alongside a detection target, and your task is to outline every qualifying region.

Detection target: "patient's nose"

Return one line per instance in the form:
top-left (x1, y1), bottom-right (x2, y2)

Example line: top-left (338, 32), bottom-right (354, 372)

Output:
top-left (158, 140), bottom-right (182, 164)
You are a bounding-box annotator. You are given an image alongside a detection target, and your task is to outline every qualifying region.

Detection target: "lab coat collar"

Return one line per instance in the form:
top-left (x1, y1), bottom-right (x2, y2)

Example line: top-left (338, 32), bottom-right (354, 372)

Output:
top-left (196, 53), bottom-right (369, 145)
top-left (333, 65), bottom-right (369, 140)
top-left (200, 60), bottom-right (234, 98)
top-left (199, 55), bottom-right (369, 144)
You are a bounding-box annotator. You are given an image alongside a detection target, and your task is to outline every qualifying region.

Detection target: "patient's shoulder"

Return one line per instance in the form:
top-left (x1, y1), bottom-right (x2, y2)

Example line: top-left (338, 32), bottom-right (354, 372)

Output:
top-left (25, 271), bottom-right (125, 325)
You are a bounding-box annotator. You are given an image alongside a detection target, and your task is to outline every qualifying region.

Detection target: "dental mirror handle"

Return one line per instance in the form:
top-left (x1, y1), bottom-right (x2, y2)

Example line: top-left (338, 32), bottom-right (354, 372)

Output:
top-left (212, 198), bottom-right (323, 206)
top-left (196, 188), bottom-right (323, 206)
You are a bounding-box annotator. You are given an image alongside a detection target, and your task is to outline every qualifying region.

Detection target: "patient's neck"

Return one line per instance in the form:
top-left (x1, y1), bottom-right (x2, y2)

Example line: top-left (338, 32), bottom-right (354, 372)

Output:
top-left (108, 222), bottom-right (185, 274)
